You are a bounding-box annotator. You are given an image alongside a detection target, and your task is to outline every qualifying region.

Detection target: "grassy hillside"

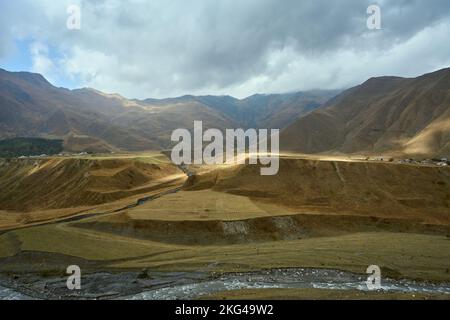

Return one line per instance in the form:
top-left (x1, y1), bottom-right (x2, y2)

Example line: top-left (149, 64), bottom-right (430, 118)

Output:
top-left (0, 155), bottom-right (449, 288)
top-left (280, 68), bottom-right (450, 158)
top-left (0, 155), bottom-right (184, 212)
top-left (184, 157), bottom-right (450, 224)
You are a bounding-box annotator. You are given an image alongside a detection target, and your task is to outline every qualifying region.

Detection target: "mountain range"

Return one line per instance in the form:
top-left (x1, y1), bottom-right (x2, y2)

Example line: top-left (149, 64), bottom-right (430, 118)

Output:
top-left (0, 67), bottom-right (449, 157)
top-left (0, 68), bottom-right (335, 152)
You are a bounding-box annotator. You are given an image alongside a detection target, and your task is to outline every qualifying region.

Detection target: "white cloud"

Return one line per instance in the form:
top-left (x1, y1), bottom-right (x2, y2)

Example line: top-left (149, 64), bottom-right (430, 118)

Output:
top-left (1, 0), bottom-right (450, 98)
top-left (30, 42), bottom-right (57, 81)
top-left (221, 19), bottom-right (450, 96)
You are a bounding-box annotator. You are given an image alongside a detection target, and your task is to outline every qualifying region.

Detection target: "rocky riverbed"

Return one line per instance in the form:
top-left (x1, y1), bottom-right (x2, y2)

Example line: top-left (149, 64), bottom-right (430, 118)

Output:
top-left (1, 268), bottom-right (449, 300)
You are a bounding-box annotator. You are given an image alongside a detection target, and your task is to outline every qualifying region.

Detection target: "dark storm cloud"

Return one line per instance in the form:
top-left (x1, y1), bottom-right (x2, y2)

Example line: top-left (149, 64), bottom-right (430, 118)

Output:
top-left (0, 0), bottom-right (449, 98)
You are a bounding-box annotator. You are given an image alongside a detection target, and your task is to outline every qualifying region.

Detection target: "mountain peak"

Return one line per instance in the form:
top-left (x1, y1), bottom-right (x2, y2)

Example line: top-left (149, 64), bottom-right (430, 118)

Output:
top-left (281, 67), bottom-right (450, 157)
top-left (0, 68), bottom-right (52, 88)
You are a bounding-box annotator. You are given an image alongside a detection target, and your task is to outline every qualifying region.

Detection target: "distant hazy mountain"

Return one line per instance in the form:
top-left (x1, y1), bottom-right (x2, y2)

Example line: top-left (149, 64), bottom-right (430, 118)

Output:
top-left (0, 68), bottom-right (334, 152)
top-left (281, 68), bottom-right (450, 158)
top-left (138, 90), bottom-right (338, 129)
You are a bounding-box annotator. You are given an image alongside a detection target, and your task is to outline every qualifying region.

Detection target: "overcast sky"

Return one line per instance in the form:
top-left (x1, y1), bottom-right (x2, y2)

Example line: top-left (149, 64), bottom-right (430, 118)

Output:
top-left (1, 0), bottom-right (450, 99)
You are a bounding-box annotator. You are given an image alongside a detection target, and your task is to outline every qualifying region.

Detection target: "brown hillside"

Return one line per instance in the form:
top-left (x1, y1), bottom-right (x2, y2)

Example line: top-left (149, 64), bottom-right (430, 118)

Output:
top-left (185, 157), bottom-right (450, 224)
top-left (0, 157), bottom-right (182, 211)
top-left (72, 156), bottom-right (450, 246)
top-left (0, 68), bottom-right (333, 152)
top-left (281, 68), bottom-right (450, 157)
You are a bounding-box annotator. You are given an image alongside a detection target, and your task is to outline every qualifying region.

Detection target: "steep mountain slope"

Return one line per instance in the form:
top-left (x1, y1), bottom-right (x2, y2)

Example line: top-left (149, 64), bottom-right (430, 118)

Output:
top-left (235, 91), bottom-right (339, 129)
top-left (281, 68), bottom-right (450, 157)
top-left (140, 90), bottom-right (338, 129)
top-left (0, 69), bottom-right (157, 151)
top-left (0, 68), bottom-right (334, 152)
top-left (0, 69), bottom-right (242, 151)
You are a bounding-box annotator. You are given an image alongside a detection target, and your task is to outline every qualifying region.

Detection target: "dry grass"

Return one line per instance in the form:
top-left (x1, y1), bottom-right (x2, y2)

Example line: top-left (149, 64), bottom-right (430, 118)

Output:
top-left (126, 190), bottom-right (294, 221)
top-left (185, 156), bottom-right (450, 225)
top-left (0, 173), bottom-right (185, 231)
top-left (2, 223), bottom-right (448, 282)
top-left (1, 224), bottom-right (168, 261)
top-left (1, 154), bottom-right (449, 284)
top-left (108, 232), bottom-right (450, 282)
top-left (0, 153), bottom-right (185, 230)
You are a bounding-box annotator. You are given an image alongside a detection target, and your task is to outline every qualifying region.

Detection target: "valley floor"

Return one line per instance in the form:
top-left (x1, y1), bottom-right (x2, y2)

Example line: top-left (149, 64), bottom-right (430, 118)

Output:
top-left (0, 153), bottom-right (449, 299)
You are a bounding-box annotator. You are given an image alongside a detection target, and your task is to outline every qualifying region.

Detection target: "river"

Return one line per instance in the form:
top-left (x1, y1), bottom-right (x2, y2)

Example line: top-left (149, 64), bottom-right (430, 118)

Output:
top-left (1, 268), bottom-right (449, 300)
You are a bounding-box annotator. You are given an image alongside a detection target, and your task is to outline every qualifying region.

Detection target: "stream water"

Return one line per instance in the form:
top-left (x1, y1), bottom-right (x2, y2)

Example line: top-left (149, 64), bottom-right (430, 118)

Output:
top-left (1, 268), bottom-right (448, 300)
top-left (125, 268), bottom-right (450, 300)
top-left (0, 285), bottom-right (32, 300)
